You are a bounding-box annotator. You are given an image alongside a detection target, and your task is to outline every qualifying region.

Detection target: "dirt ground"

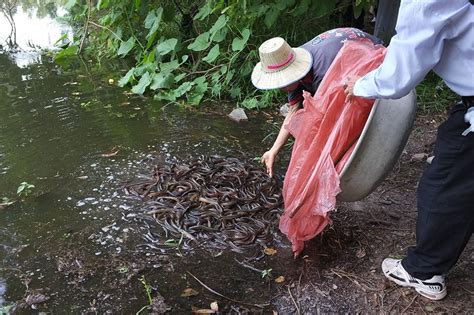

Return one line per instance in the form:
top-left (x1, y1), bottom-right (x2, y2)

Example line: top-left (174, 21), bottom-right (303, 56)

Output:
top-left (7, 112), bottom-right (472, 314)
top-left (272, 113), bottom-right (474, 314)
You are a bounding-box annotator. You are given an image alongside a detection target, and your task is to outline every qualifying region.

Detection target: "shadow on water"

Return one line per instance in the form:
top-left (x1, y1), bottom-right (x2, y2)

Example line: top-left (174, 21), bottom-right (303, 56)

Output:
top-left (0, 4), bottom-right (293, 313)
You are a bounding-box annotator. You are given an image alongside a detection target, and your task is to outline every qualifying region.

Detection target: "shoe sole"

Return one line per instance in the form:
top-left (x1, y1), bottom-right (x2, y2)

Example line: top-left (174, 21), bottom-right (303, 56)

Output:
top-left (383, 272), bottom-right (447, 301)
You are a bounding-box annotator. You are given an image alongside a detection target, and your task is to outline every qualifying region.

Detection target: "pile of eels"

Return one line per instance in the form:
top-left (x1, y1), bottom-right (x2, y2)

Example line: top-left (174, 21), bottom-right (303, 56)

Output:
top-left (122, 156), bottom-right (283, 253)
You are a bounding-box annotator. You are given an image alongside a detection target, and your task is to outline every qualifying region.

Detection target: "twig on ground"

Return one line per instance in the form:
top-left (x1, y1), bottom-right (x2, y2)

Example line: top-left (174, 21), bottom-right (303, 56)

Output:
top-left (234, 259), bottom-right (264, 273)
top-left (328, 268), bottom-right (378, 292)
top-left (288, 286), bottom-right (301, 315)
top-left (387, 290), bottom-right (402, 313)
top-left (187, 271), bottom-right (268, 308)
top-left (401, 295), bottom-right (417, 313)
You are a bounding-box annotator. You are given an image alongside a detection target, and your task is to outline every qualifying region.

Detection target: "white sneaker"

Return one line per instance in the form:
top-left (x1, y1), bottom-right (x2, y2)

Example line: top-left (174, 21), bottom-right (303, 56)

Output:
top-left (381, 258), bottom-right (447, 300)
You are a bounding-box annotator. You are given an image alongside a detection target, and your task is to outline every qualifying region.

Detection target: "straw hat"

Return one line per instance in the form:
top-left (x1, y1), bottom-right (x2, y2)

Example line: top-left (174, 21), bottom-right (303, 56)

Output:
top-left (251, 37), bottom-right (313, 90)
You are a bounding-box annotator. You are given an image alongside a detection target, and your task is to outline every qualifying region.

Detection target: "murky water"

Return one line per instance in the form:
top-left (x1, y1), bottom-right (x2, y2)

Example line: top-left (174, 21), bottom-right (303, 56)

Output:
top-left (0, 5), bottom-right (292, 313)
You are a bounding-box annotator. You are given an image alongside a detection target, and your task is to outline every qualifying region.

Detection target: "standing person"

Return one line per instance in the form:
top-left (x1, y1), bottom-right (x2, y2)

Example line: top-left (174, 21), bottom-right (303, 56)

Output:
top-left (252, 28), bottom-right (383, 177)
top-left (345, 0), bottom-right (473, 301)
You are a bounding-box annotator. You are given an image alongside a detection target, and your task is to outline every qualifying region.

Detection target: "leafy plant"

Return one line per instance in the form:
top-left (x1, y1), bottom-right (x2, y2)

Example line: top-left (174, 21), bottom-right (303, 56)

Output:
top-left (60, 0), bottom-right (375, 108)
top-left (164, 232), bottom-right (185, 255)
top-left (16, 182), bottom-right (35, 197)
top-left (261, 268), bottom-right (272, 279)
top-left (139, 275), bottom-right (153, 305)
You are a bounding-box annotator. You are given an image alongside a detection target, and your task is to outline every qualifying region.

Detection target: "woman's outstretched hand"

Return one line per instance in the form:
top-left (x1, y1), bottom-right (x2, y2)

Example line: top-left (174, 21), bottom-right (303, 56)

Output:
top-left (261, 150), bottom-right (277, 178)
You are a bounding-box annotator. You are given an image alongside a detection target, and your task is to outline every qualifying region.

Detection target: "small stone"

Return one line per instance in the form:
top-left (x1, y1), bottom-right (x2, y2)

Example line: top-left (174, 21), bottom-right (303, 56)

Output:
top-left (412, 153), bottom-right (428, 161)
top-left (228, 108), bottom-right (248, 122)
top-left (280, 103), bottom-right (290, 117)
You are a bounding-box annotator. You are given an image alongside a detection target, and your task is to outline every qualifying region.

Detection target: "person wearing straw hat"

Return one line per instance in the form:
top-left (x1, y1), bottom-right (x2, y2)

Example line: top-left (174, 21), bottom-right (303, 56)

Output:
top-left (252, 28), bottom-right (383, 177)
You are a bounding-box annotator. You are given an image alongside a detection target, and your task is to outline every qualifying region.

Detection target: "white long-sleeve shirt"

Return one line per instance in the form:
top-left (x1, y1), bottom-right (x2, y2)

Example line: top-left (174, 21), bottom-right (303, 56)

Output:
top-left (354, 0), bottom-right (474, 99)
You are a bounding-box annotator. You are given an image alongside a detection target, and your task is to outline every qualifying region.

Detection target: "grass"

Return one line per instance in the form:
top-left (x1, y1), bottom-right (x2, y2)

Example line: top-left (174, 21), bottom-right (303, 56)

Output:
top-left (416, 71), bottom-right (459, 114)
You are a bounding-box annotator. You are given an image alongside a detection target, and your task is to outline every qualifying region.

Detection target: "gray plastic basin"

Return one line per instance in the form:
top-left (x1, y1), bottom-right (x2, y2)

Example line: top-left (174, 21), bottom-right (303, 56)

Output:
top-left (337, 90), bottom-right (417, 202)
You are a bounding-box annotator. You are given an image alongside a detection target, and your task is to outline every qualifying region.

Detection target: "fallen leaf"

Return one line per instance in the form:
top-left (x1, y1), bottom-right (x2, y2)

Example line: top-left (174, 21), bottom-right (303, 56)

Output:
top-left (264, 247), bottom-right (277, 256)
top-left (275, 276), bottom-right (285, 283)
top-left (210, 301), bottom-right (218, 311)
top-left (181, 288), bottom-right (199, 297)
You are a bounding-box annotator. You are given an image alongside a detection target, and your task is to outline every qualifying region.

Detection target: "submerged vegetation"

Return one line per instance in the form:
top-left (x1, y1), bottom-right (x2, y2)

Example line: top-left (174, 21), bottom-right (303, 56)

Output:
top-left (59, 0), bottom-right (373, 108)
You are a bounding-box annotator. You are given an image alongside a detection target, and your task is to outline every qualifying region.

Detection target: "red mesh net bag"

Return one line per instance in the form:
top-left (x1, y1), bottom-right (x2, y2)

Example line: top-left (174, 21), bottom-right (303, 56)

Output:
top-left (279, 40), bottom-right (386, 256)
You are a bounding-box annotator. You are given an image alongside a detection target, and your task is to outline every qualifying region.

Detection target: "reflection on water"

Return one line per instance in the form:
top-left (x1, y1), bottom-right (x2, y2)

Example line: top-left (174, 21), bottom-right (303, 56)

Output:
top-left (0, 4), bottom-right (71, 67)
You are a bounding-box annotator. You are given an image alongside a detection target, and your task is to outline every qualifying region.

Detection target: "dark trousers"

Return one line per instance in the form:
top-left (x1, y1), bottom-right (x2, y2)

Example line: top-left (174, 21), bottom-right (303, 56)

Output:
top-left (402, 98), bottom-right (474, 280)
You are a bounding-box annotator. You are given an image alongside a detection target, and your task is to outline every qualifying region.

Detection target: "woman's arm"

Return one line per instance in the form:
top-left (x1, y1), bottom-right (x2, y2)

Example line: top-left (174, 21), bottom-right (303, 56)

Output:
top-left (261, 104), bottom-right (300, 177)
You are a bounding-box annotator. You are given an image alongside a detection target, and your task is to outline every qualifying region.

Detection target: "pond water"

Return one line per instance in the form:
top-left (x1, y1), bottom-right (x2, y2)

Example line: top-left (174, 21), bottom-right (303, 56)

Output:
top-left (0, 4), bottom-right (294, 313)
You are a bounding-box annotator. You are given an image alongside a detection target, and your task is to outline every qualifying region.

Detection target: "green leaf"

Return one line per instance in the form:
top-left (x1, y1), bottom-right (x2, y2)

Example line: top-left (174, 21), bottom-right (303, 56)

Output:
top-left (53, 33), bottom-right (69, 47)
top-left (241, 98), bottom-right (259, 109)
top-left (231, 28), bottom-right (250, 52)
top-left (314, 1), bottom-right (335, 17)
top-left (230, 86), bottom-right (242, 99)
top-left (150, 72), bottom-right (174, 90)
top-left (264, 8), bottom-right (280, 28)
top-left (146, 7), bottom-right (163, 40)
top-left (156, 38), bottom-right (178, 56)
top-left (65, 0), bottom-right (77, 9)
top-left (194, 2), bottom-right (212, 20)
top-left (54, 45), bottom-right (78, 61)
top-left (135, 62), bottom-right (156, 76)
top-left (193, 75), bottom-right (207, 86)
top-left (187, 77), bottom-right (208, 105)
top-left (202, 44), bottom-right (220, 64)
top-left (187, 32), bottom-right (210, 51)
top-left (174, 73), bottom-right (186, 82)
top-left (160, 59), bottom-right (180, 73)
top-left (154, 90), bottom-right (177, 102)
top-left (292, 0), bottom-right (310, 16)
top-left (212, 27), bottom-right (227, 43)
top-left (131, 72), bottom-right (152, 95)
top-left (134, 0), bottom-right (141, 11)
top-left (144, 10), bottom-right (157, 29)
top-left (209, 15), bottom-right (228, 35)
top-left (96, 0), bottom-right (110, 9)
top-left (174, 81), bottom-right (195, 98)
top-left (118, 37), bottom-right (136, 57)
top-left (187, 34), bottom-right (210, 52)
top-left (118, 68), bottom-right (135, 87)
top-left (220, 65), bottom-right (228, 75)
top-left (225, 69), bottom-right (235, 84)
top-left (187, 92), bottom-right (204, 106)
top-left (211, 82), bottom-right (222, 97)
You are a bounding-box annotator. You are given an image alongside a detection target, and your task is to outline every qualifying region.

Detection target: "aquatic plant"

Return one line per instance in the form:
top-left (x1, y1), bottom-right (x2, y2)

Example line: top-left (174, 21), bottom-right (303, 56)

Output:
top-left (16, 182), bottom-right (35, 198)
